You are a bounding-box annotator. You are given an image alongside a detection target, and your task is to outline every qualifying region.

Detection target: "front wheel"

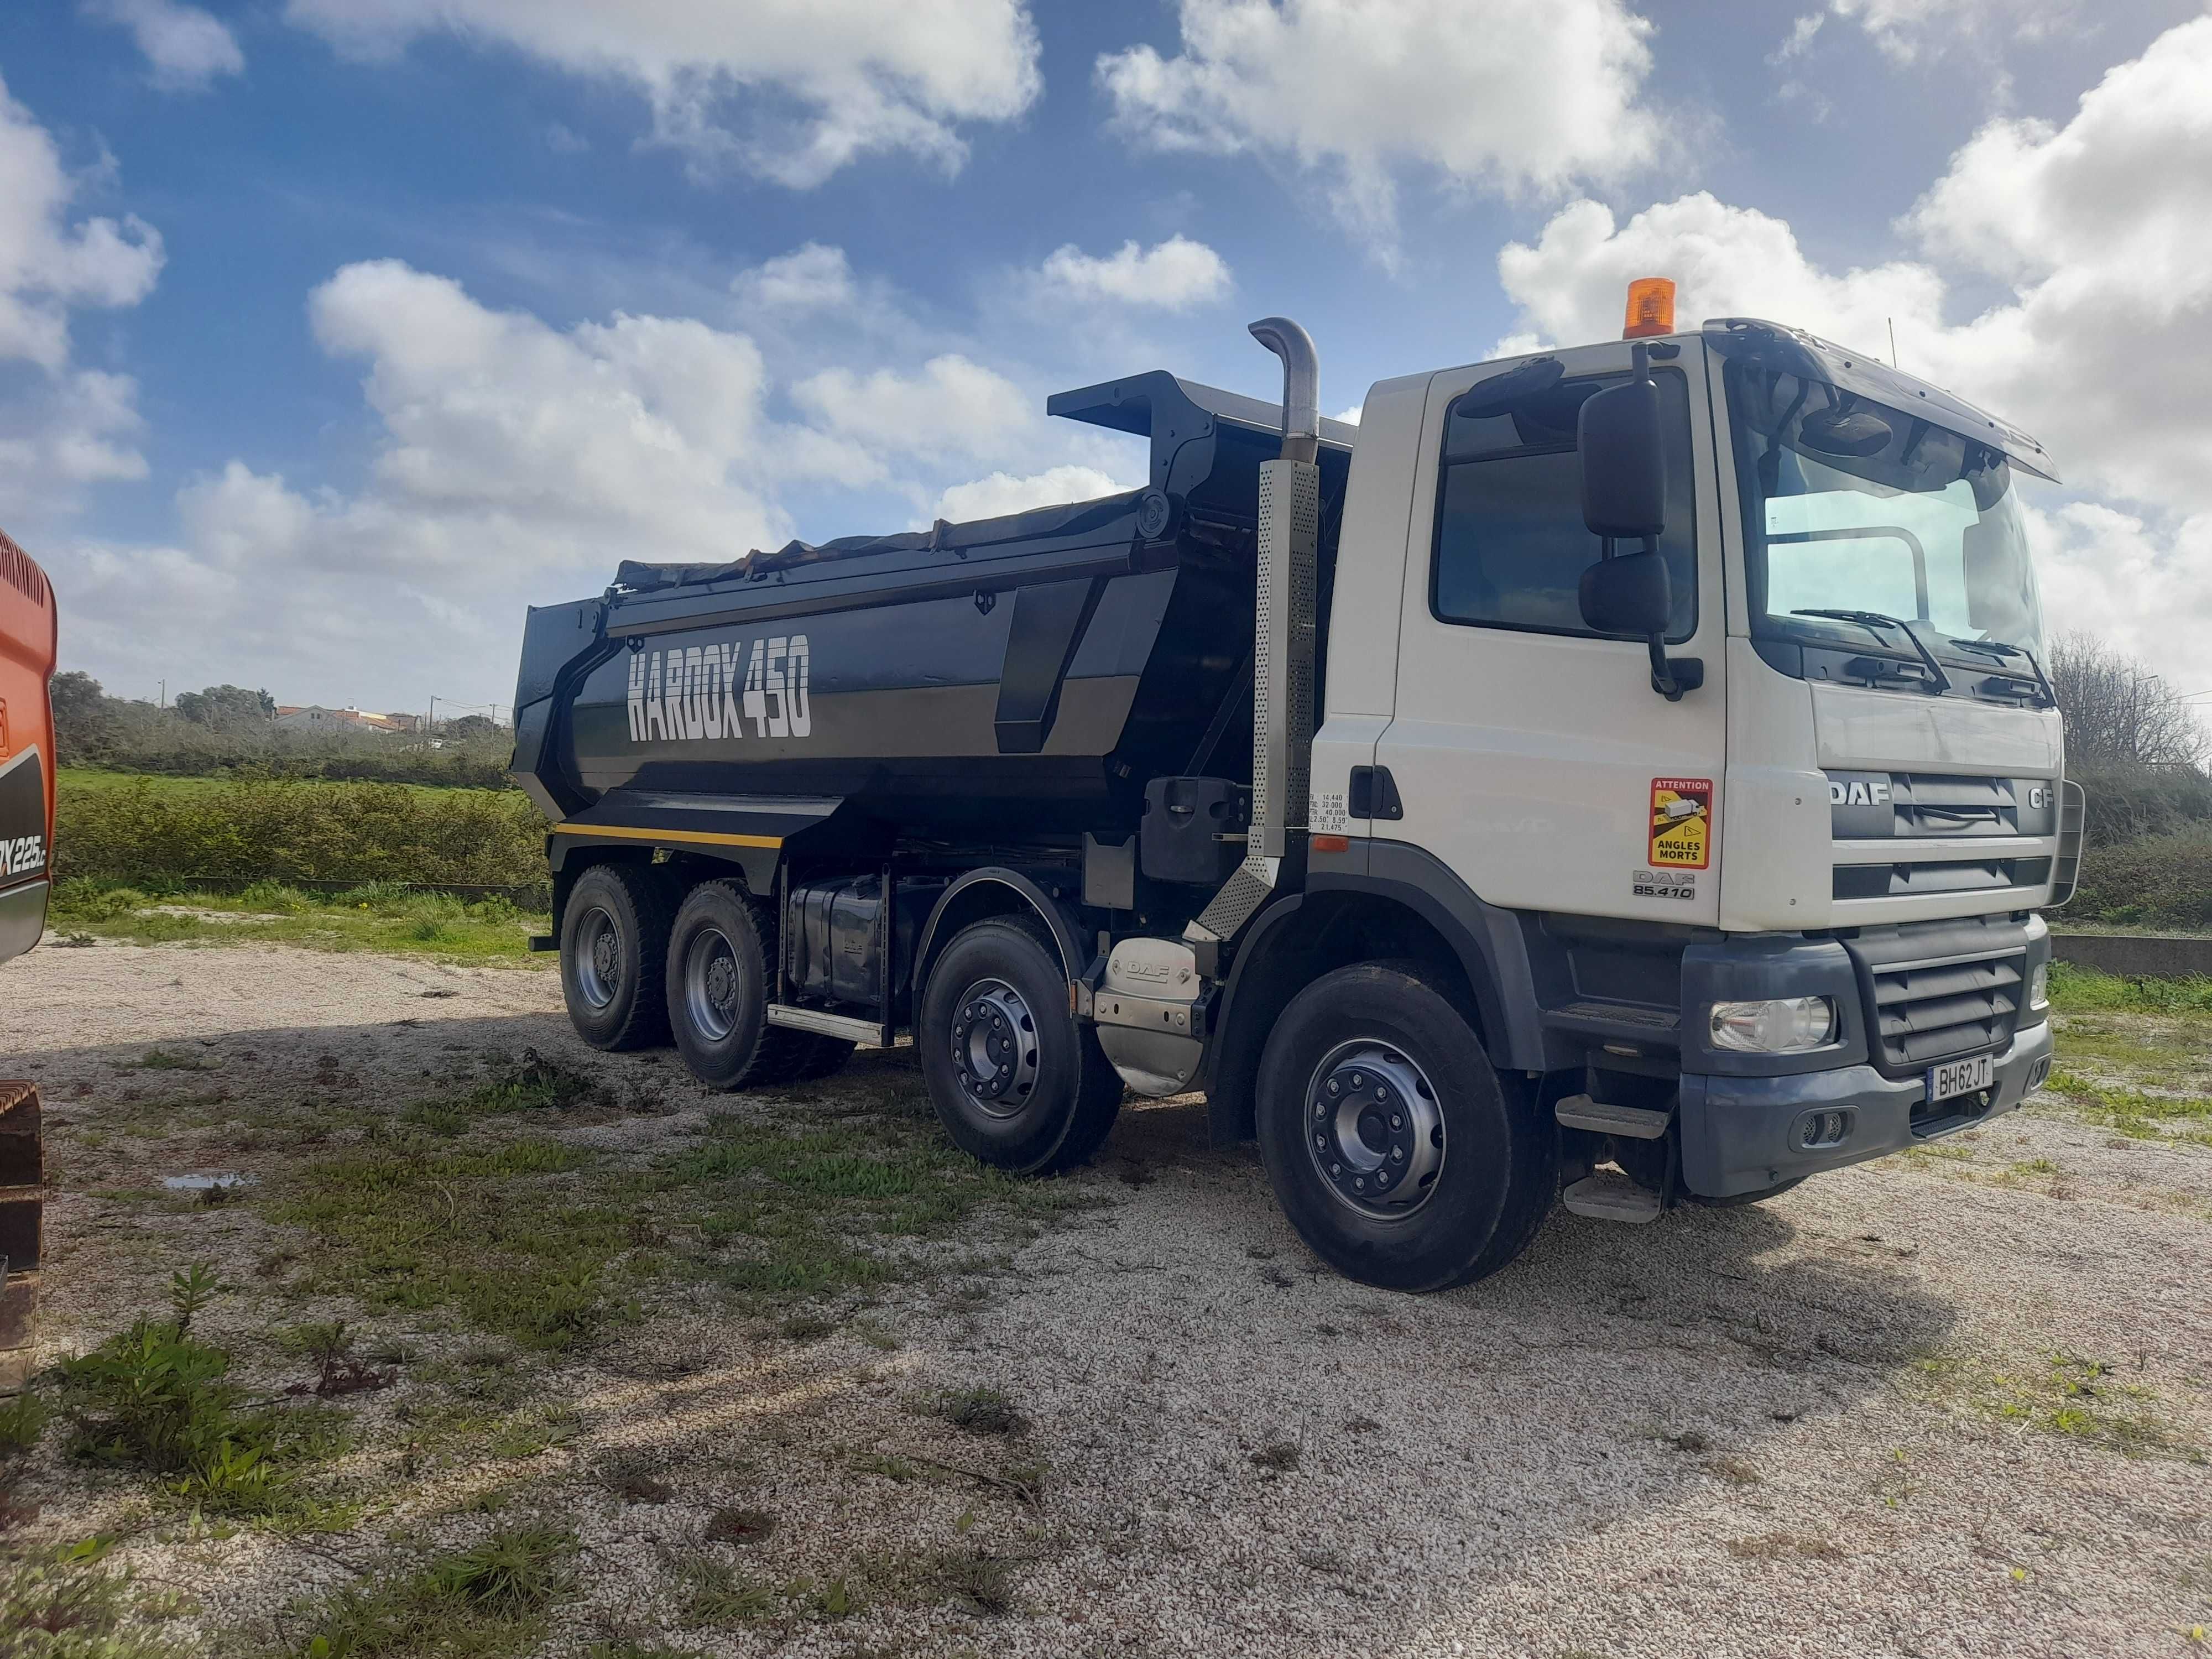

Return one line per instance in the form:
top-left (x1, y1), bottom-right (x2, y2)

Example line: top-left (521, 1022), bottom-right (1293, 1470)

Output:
top-left (1256, 962), bottom-right (1556, 1292)
top-left (918, 919), bottom-right (1122, 1175)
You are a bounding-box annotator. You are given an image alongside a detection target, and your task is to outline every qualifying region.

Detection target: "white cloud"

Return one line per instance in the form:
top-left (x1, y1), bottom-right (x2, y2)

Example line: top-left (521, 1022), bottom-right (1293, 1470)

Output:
top-left (1503, 19), bottom-right (2212, 514)
top-left (48, 258), bottom-right (1099, 703)
top-left (732, 243), bottom-right (855, 313)
top-left (2026, 502), bottom-right (2212, 698)
top-left (1097, 0), bottom-right (1663, 245)
top-left (81, 0), bottom-right (246, 90)
top-left (791, 353), bottom-right (1030, 466)
top-left (1496, 192), bottom-right (1945, 372)
top-left (931, 465), bottom-right (1135, 524)
top-left (1035, 235), bottom-right (1230, 311)
top-left (1494, 18), bottom-right (2212, 701)
top-left (0, 74), bottom-right (163, 520)
top-left (284, 0), bottom-right (1041, 187)
top-left (1331, 403), bottom-right (1361, 426)
top-left (1823, 0), bottom-right (2080, 64)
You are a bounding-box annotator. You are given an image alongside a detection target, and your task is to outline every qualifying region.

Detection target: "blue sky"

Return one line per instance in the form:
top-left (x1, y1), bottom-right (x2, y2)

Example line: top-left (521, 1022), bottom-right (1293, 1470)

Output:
top-left (3, 0), bottom-right (2208, 716)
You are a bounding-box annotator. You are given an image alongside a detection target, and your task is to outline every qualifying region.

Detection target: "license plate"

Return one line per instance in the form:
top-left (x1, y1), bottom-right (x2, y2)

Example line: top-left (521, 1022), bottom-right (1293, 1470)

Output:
top-left (1926, 1052), bottom-right (1995, 1104)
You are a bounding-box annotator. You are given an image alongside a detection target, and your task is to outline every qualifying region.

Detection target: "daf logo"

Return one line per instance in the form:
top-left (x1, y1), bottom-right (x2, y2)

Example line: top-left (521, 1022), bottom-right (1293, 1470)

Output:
top-left (1828, 779), bottom-right (1892, 806)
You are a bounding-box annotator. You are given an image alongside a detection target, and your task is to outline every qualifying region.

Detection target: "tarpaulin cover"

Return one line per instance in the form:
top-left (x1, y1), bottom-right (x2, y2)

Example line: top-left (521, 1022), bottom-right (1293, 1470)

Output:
top-left (614, 488), bottom-right (1147, 594)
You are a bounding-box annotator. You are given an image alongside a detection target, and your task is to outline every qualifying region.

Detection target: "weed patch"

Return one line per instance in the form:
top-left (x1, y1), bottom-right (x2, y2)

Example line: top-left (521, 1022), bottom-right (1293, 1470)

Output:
top-left (679, 1088), bottom-right (1099, 1312)
top-left (289, 1524), bottom-right (577, 1657)
top-left (255, 1132), bottom-right (640, 1350)
top-left (2041, 1070), bottom-right (2212, 1144)
top-left (933, 1387), bottom-right (1028, 1437)
top-left (1911, 1351), bottom-right (2198, 1459)
top-left (0, 1551), bottom-right (177, 1657)
top-left (56, 1317), bottom-right (350, 1524)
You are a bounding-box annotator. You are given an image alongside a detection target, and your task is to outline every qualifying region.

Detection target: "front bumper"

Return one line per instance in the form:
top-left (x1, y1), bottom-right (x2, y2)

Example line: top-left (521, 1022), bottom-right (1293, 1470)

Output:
top-left (1679, 1016), bottom-right (2053, 1198)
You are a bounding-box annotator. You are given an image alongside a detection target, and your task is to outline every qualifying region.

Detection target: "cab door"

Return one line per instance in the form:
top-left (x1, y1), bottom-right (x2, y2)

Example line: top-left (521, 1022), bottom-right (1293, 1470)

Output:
top-left (1373, 339), bottom-right (1729, 926)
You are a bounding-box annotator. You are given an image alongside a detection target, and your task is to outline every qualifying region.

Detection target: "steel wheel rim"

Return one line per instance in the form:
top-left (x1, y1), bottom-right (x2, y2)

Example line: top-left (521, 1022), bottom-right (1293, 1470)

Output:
top-left (1302, 1039), bottom-right (1446, 1219)
top-left (684, 926), bottom-right (743, 1043)
top-left (573, 905), bottom-right (622, 1010)
top-left (950, 977), bottom-right (1039, 1120)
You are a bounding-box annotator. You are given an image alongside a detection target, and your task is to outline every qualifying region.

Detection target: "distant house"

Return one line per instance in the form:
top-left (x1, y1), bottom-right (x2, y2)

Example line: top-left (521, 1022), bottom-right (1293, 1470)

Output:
top-left (273, 705), bottom-right (406, 735)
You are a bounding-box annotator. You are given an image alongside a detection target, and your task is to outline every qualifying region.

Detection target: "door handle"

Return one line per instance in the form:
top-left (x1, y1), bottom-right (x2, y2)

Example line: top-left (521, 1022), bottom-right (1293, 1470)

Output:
top-left (1348, 765), bottom-right (1404, 821)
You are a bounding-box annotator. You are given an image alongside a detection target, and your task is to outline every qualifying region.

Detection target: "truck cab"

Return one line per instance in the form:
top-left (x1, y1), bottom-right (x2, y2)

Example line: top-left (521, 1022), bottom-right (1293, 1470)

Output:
top-left (514, 287), bottom-right (2076, 1294)
top-left (1299, 310), bottom-right (2069, 1228)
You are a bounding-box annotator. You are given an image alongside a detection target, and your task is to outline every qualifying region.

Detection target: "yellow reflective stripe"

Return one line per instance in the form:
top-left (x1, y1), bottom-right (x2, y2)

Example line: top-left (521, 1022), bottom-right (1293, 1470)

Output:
top-left (552, 822), bottom-right (782, 851)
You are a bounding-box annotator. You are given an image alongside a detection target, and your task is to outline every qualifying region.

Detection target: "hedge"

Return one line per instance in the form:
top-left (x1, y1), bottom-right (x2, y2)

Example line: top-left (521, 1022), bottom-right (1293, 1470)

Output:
top-left (54, 778), bottom-right (547, 888)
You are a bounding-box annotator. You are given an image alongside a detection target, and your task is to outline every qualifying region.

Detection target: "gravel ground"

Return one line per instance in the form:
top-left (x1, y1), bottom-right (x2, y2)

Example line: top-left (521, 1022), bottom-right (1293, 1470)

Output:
top-left (2, 938), bottom-right (2206, 1658)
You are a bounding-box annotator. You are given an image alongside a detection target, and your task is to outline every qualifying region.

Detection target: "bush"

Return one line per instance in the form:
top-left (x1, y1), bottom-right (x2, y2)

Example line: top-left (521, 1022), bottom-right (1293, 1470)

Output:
top-left (54, 779), bottom-right (545, 887)
top-left (2068, 828), bottom-right (2212, 931)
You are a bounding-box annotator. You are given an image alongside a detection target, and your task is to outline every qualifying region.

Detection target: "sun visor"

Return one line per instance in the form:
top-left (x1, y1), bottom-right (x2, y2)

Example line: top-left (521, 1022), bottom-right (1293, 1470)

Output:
top-left (1704, 317), bottom-right (2057, 483)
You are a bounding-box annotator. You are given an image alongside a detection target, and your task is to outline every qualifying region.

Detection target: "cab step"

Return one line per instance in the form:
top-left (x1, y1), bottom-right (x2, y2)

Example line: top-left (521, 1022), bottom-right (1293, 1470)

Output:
top-left (1560, 1170), bottom-right (1663, 1224)
top-left (1553, 1094), bottom-right (1672, 1139)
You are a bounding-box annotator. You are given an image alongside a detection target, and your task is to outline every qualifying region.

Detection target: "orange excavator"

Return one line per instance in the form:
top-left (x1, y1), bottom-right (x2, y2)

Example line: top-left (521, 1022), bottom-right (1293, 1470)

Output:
top-left (0, 526), bottom-right (51, 1386)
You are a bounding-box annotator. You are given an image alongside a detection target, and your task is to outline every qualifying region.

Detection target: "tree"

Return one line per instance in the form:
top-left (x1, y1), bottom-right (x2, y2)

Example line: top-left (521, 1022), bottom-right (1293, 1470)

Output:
top-left (173, 684), bottom-right (273, 730)
top-left (442, 713), bottom-right (499, 740)
top-left (2046, 633), bottom-right (2206, 772)
top-left (48, 670), bottom-right (118, 765)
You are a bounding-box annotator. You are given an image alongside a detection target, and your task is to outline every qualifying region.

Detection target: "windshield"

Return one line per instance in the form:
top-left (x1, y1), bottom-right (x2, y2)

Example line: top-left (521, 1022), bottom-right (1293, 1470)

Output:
top-left (1725, 362), bottom-right (2043, 676)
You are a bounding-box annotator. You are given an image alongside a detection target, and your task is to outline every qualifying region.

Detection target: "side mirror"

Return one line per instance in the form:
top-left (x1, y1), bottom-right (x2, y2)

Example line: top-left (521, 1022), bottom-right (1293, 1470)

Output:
top-left (1579, 549), bottom-right (1671, 638)
top-left (1578, 377), bottom-right (1666, 539)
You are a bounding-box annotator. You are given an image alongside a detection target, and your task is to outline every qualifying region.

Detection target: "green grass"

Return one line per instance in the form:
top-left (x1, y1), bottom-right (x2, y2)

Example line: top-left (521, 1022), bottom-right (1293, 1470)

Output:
top-left (255, 1132), bottom-right (639, 1352)
top-left (47, 879), bottom-right (546, 966)
top-left (1911, 1350), bottom-right (2197, 1460)
top-left (2048, 961), bottom-right (2212, 1015)
top-left (677, 1074), bottom-right (1103, 1312)
top-left (2040, 1068), bottom-right (2212, 1144)
top-left (55, 1316), bottom-right (353, 1526)
top-left (0, 1550), bottom-right (180, 1658)
top-left (285, 1524), bottom-right (577, 1657)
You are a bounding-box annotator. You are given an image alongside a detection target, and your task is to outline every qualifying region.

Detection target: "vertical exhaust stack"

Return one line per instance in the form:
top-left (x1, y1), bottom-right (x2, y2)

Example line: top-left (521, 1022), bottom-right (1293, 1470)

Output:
top-left (1188, 317), bottom-right (1322, 957)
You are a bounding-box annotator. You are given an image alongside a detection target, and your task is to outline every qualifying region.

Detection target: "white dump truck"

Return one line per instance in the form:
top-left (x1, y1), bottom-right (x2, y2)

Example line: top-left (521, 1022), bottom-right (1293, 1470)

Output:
top-left (512, 279), bottom-right (2079, 1291)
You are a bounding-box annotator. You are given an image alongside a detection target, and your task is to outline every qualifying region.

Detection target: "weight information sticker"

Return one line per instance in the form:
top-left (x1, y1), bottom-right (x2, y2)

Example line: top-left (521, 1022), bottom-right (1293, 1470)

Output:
top-left (1648, 777), bottom-right (1712, 870)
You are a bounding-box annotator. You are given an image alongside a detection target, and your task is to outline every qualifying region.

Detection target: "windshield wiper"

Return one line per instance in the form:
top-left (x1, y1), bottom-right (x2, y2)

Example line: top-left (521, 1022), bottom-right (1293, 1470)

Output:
top-left (1948, 637), bottom-right (2057, 707)
top-left (1791, 609), bottom-right (1952, 694)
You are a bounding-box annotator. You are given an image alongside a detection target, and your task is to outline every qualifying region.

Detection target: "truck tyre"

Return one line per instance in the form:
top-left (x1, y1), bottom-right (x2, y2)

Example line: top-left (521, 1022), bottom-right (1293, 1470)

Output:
top-left (665, 880), bottom-right (812, 1089)
top-left (919, 917), bottom-right (1122, 1175)
top-left (561, 863), bottom-right (674, 1051)
top-left (1255, 961), bottom-right (1556, 1292)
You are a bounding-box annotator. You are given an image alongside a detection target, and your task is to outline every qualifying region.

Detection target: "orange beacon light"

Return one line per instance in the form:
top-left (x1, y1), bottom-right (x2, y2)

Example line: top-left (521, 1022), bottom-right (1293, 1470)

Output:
top-left (1623, 277), bottom-right (1676, 340)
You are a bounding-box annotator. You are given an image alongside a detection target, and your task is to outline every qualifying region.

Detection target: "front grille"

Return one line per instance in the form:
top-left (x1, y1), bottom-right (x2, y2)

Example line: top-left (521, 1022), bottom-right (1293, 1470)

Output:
top-left (1834, 856), bottom-right (2052, 900)
top-left (1843, 917), bottom-right (2029, 1076)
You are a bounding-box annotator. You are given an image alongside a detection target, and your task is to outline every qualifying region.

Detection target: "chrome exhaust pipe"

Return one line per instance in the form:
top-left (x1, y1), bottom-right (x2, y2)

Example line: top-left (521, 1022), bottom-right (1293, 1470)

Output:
top-left (1249, 316), bottom-right (1320, 466)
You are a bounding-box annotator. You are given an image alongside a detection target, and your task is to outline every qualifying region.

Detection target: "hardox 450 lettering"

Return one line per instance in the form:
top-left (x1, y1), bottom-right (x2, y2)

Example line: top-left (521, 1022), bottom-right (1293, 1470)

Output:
top-left (628, 635), bottom-right (811, 744)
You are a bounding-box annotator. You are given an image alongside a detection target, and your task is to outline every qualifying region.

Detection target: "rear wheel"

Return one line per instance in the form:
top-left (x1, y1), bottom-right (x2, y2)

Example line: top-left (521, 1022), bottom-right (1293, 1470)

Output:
top-left (560, 863), bottom-right (674, 1051)
top-left (1256, 962), bottom-right (1556, 1292)
top-left (665, 880), bottom-right (813, 1088)
top-left (919, 919), bottom-right (1121, 1175)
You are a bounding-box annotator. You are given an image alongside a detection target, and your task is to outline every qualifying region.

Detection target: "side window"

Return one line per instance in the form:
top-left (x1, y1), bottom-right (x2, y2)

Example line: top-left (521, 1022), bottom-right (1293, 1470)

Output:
top-left (1431, 369), bottom-right (1697, 642)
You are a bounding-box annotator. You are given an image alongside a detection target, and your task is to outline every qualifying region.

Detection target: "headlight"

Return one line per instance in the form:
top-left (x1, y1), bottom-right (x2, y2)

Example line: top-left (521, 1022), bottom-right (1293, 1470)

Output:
top-left (2028, 961), bottom-right (2050, 1012)
top-left (1709, 995), bottom-right (1838, 1054)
